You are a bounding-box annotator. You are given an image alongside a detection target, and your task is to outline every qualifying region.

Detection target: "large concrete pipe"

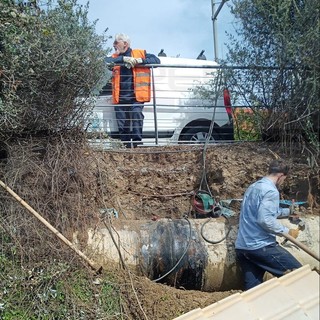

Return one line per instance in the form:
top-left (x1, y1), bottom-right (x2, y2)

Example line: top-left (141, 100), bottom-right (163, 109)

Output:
top-left (85, 215), bottom-right (319, 291)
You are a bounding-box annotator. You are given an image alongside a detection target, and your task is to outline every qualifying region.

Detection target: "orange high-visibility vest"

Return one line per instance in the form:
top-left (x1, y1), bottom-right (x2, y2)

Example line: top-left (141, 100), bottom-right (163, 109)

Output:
top-left (111, 49), bottom-right (151, 104)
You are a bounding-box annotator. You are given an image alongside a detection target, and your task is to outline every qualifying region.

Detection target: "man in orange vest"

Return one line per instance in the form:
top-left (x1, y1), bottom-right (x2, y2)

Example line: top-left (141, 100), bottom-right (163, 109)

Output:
top-left (105, 33), bottom-right (160, 148)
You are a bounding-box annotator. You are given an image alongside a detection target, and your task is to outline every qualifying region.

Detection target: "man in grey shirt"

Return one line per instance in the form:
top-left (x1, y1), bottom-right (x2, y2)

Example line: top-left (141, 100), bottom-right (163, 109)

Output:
top-left (235, 160), bottom-right (302, 290)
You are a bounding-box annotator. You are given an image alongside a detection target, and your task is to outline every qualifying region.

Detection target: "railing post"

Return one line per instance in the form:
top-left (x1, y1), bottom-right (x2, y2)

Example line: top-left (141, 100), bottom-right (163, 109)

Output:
top-left (151, 66), bottom-right (159, 145)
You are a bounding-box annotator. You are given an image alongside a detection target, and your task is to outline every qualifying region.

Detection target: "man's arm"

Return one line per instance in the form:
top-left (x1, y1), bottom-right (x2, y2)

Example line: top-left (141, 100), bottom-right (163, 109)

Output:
top-left (105, 51), bottom-right (160, 65)
top-left (257, 190), bottom-right (290, 234)
top-left (122, 52), bottom-right (160, 69)
top-left (143, 53), bottom-right (160, 65)
top-left (277, 206), bottom-right (290, 218)
top-left (105, 56), bottom-right (123, 64)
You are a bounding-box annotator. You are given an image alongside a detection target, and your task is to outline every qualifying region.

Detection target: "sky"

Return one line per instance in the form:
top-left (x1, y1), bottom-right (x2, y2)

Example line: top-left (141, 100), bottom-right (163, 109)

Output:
top-left (76, 0), bottom-right (238, 61)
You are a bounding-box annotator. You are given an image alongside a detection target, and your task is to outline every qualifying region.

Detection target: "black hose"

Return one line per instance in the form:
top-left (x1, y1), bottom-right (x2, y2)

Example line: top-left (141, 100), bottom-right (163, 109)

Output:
top-left (200, 214), bottom-right (232, 244)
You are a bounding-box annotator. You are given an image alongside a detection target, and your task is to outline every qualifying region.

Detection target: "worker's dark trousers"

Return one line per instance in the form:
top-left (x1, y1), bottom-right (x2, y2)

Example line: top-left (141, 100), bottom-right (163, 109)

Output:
top-left (115, 102), bottom-right (144, 144)
top-left (236, 243), bottom-right (302, 290)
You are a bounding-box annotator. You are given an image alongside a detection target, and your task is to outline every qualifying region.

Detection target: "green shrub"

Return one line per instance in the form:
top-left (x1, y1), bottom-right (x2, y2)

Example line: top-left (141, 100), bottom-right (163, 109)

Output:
top-left (0, 0), bottom-right (109, 139)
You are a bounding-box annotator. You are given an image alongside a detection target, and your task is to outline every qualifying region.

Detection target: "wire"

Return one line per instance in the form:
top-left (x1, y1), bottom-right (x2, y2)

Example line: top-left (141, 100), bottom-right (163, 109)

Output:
top-left (198, 69), bottom-right (224, 196)
top-left (200, 215), bottom-right (232, 244)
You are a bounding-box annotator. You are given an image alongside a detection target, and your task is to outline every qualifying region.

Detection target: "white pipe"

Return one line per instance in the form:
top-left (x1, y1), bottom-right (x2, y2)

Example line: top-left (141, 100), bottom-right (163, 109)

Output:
top-left (84, 215), bottom-right (319, 291)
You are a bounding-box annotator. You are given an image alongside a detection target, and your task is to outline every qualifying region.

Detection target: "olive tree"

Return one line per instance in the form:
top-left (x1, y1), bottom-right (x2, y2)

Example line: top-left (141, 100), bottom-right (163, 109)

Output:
top-left (225, 0), bottom-right (319, 153)
top-left (0, 0), bottom-right (113, 275)
top-left (0, 0), bottom-right (110, 139)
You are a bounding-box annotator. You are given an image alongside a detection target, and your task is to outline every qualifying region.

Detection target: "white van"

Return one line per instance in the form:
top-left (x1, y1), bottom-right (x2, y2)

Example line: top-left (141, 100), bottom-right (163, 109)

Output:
top-left (90, 56), bottom-right (234, 146)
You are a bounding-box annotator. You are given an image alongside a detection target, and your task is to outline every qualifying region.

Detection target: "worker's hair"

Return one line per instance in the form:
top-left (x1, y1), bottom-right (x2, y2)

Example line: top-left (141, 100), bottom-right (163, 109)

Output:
top-left (114, 33), bottom-right (131, 46)
top-left (268, 160), bottom-right (290, 176)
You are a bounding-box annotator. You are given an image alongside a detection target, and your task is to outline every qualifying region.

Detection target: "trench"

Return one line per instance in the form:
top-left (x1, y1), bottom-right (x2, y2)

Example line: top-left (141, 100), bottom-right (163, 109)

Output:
top-left (85, 215), bottom-right (320, 292)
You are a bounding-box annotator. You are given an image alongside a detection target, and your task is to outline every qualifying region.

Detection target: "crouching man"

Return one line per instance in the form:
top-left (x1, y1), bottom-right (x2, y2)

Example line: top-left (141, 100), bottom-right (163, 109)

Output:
top-left (235, 160), bottom-right (302, 290)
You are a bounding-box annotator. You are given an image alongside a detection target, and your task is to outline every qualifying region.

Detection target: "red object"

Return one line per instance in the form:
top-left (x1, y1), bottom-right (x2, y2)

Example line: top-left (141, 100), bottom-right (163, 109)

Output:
top-left (223, 88), bottom-right (232, 115)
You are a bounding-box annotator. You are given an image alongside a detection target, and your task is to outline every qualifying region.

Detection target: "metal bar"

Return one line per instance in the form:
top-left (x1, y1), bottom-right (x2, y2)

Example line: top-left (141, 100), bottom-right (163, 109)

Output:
top-left (211, 1), bottom-right (218, 61)
top-left (211, 0), bottom-right (229, 61)
top-left (133, 64), bottom-right (300, 70)
top-left (150, 66), bottom-right (159, 145)
top-left (281, 233), bottom-right (320, 262)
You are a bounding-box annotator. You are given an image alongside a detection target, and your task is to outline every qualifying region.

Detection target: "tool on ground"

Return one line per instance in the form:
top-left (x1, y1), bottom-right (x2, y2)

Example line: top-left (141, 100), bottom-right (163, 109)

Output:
top-left (191, 190), bottom-right (218, 217)
top-left (0, 179), bottom-right (99, 272)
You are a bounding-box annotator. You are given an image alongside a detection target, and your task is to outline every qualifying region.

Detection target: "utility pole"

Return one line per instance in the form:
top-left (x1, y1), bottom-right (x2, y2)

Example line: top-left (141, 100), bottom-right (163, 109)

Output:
top-left (211, 0), bottom-right (229, 62)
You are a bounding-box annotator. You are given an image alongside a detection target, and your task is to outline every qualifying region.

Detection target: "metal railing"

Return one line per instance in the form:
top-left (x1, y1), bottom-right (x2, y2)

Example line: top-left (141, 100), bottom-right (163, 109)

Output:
top-left (87, 62), bottom-right (318, 148)
top-left (88, 62), bottom-right (234, 148)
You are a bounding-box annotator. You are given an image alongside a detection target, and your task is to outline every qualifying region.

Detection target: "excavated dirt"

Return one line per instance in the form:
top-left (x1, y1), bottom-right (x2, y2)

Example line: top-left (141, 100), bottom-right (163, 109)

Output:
top-left (95, 142), bottom-right (319, 221)
top-left (1, 138), bottom-right (319, 319)
top-left (91, 141), bottom-right (319, 319)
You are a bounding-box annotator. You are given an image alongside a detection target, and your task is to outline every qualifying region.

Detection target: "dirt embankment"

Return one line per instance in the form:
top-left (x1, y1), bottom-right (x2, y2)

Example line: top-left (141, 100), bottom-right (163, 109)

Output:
top-left (1, 141), bottom-right (318, 320)
top-left (91, 142), bottom-right (318, 319)
top-left (95, 142), bottom-right (319, 221)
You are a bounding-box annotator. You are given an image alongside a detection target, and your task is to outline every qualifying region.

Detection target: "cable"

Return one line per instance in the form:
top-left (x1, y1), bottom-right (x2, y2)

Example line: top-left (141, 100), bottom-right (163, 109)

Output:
top-left (200, 214), bottom-right (232, 244)
top-left (198, 69), bottom-right (224, 196)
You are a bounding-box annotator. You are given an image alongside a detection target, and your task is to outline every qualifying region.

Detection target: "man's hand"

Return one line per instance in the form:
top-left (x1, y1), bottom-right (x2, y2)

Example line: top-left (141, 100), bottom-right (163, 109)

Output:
top-left (123, 57), bottom-right (143, 69)
top-left (288, 228), bottom-right (299, 239)
top-left (106, 62), bottom-right (115, 71)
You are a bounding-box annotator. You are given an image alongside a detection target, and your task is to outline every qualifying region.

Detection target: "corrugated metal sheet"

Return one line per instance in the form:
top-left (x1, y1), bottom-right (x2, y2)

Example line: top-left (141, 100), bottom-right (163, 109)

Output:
top-left (173, 265), bottom-right (319, 320)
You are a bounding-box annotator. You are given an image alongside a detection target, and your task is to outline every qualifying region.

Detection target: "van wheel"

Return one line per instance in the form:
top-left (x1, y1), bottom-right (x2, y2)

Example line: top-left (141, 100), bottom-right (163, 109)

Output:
top-left (180, 127), bottom-right (220, 143)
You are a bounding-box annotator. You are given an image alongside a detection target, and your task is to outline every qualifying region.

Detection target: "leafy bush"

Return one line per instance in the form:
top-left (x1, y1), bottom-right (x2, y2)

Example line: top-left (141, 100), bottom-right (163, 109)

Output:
top-left (225, 0), bottom-right (319, 154)
top-left (233, 107), bottom-right (262, 141)
top-left (0, 0), bottom-right (109, 139)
